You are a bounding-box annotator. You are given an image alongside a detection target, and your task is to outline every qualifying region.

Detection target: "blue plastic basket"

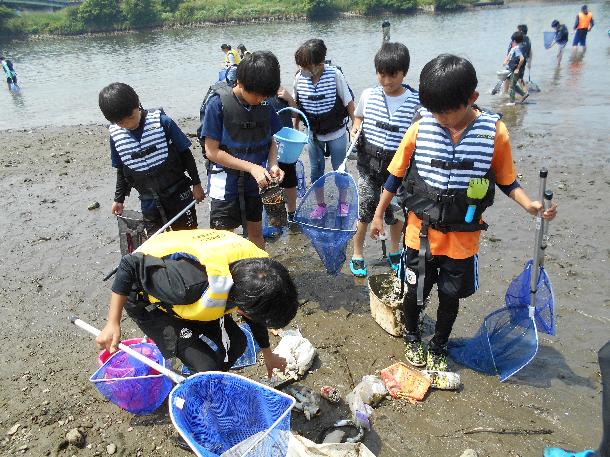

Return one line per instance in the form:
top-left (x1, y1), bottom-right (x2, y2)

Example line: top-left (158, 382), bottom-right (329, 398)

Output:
top-left (169, 372), bottom-right (295, 457)
top-left (274, 107), bottom-right (310, 164)
top-left (90, 342), bottom-right (173, 415)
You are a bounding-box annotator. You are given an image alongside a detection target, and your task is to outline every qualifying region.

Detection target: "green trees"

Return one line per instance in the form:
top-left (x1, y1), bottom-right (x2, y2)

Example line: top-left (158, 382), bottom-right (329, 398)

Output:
top-left (77, 0), bottom-right (121, 28)
top-left (122, 0), bottom-right (161, 27)
top-left (0, 6), bottom-right (15, 31)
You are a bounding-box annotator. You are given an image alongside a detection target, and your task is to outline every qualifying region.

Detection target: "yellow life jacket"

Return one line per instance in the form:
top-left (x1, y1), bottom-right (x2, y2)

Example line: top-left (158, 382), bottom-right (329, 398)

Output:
top-left (577, 11), bottom-right (593, 30)
top-left (224, 49), bottom-right (241, 66)
top-left (137, 229), bottom-right (268, 321)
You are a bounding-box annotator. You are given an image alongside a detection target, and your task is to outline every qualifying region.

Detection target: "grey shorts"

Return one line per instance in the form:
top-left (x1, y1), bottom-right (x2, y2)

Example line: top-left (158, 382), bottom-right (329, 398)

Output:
top-left (357, 169), bottom-right (398, 225)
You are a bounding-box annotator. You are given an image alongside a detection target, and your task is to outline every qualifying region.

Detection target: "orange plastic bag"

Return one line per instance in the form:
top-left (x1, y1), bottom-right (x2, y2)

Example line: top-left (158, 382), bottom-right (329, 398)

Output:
top-left (379, 362), bottom-right (431, 404)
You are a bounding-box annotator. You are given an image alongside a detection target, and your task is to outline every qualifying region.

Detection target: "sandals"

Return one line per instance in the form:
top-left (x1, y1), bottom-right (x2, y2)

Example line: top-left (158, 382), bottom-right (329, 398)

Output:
top-left (349, 258), bottom-right (367, 277)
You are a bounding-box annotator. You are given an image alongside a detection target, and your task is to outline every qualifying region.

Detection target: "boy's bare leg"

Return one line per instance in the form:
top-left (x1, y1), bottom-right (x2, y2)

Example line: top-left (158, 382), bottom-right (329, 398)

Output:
top-left (389, 220), bottom-right (403, 253)
top-left (352, 221), bottom-right (368, 258)
top-left (284, 187), bottom-right (297, 213)
top-left (246, 220), bottom-right (264, 249)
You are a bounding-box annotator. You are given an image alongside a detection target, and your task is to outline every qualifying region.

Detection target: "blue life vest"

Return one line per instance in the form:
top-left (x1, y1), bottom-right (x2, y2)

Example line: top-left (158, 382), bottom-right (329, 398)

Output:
top-left (295, 65), bottom-right (348, 135)
top-left (396, 108), bottom-right (499, 232)
top-left (358, 85), bottom-right (420, 173)
top-left (109, 109), bottom-right (186, 196)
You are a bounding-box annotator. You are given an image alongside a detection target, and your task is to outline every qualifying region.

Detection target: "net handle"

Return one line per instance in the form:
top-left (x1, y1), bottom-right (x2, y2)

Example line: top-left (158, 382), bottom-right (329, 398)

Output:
top-left (70, 316), bottom-right (186, 384)
top-left (103, 200), bottom-right (197, 281)
top-left (277, 107), bottom-right (310, 138)
top-left (337, 128), bottom-right (362, 174)
top-left (529, 168), bottom-right (548, 313)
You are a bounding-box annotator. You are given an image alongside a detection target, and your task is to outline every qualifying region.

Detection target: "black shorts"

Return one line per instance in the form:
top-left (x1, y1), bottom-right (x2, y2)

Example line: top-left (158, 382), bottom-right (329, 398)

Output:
top-left (400, 247), bottom-right (479, 300)
top-left (210, 196), bottom-right (263, 230)
top-left (125, 305), bottom-right (246, 372)
top-left (141, 181), bottom-right (197, 231)
top-left (278, 162), bottom-right (297, 189)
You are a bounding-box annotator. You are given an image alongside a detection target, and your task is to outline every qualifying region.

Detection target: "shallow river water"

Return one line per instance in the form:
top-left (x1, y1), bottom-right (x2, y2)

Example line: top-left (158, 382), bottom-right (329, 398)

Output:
top-left (1, 0), bottom-right (609, 149)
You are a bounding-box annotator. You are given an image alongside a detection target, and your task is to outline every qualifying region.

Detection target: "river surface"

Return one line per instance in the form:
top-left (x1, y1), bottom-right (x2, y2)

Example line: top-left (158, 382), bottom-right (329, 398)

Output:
top-left (1, 1), bottom-right (609, 145)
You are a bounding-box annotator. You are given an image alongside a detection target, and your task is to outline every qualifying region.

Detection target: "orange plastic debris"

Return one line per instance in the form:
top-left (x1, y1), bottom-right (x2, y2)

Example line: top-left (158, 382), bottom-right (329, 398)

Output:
top-left (380, 362), bottom-right (431, 404)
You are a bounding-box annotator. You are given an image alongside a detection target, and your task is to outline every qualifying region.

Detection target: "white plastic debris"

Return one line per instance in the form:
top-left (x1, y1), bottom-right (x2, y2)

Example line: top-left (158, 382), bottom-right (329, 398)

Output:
top-left (345, 375), bottom-right (388, 430)
top-left (272, 329), bottom-right (316, 379)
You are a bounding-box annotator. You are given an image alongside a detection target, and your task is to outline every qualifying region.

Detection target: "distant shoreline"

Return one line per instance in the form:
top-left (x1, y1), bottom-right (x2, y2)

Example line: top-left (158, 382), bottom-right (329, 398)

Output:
top-left (0, 0), bottom-right (504, 39)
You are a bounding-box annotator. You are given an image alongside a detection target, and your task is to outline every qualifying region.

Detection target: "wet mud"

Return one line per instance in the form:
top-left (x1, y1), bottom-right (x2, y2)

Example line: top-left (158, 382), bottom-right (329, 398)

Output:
top-left (0, 116), bottom-right (609, 456)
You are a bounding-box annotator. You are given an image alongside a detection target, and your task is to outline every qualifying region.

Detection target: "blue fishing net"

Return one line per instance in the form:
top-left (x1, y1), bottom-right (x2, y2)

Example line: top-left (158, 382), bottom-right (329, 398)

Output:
top-left (294, 170), bottom-right (358, 275)
top-left (90, 343), bottom-right (173, 415)
top-left (543, 31), bottom-right (556, 49)
top-left (505, 259), bottom-right (556, 335)
top-left (448, 306), bottom-right (539, 382)
top-left (231, 323), bottom-right (261, 369)
top-left (169, 372), bottom-right (294, 457)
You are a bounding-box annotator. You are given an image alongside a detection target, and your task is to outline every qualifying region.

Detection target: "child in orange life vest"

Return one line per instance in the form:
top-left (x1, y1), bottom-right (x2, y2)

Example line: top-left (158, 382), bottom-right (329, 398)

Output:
top-left (370, 54), bottom-right (557, 371)
top-left (572, 4), bottom-right (594, 56)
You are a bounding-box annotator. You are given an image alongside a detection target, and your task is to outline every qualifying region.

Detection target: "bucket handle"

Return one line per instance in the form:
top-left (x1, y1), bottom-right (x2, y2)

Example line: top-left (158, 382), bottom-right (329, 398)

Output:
top-left (277, 107), bottom-right (310, 139)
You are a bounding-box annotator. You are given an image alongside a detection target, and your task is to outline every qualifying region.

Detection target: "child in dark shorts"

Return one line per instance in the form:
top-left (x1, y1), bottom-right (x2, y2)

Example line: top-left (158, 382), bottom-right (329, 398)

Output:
top-left (199, 51), bottom-right (285, 248)
top-left (349, 42), bottom-right (420, 277)
top-left (267, 87), bottom-right (299, 222)
top-left (98, 82), bottom-right (204, 232)
top-left (371, 54), bottom-right (557, 371)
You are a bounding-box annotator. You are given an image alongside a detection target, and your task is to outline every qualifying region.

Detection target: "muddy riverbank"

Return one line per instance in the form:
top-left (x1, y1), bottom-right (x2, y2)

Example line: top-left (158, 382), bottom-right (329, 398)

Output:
top-left (0, 111), bottom-right (608, 455)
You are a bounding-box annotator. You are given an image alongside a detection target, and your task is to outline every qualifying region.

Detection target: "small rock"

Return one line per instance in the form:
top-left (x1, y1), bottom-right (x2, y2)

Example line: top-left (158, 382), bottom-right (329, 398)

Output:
top-left (460, 450), bottom-right (478, 457)
top-left (88, 201), bottom-right (100, 210)
top-left (64, 158), bottom-right (71, 163)
top-left (66, 428), bottom-right (85, 448)
top-left (17, 444), bottom-right (28, 452)
top-left (6, 423), bottom-right (20, 436)
top-left (107, 443), bottom-right (117, 454)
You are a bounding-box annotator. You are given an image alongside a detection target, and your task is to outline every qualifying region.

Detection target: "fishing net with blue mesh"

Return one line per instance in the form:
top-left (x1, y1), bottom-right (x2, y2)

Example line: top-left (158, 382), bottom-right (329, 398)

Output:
top-left (294, 168), bottom-right (358, 275)
top-left (448, 306), bottom-right (539, 382)
top-left (231, 323), bottom-right (261, 369)
top-left (505, 259), bottom-right (555, 336)
top-left (90, 342), bottom-right (173, 415)
top-left (169, 372), bottom-right (295, 457)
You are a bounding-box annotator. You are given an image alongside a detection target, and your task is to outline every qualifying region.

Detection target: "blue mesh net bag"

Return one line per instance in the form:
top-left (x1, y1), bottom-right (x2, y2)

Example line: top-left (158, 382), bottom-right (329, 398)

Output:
top-left (169, 372), bottom-right (295, 457)
top-left (448, 306), bottom-right (538, 382)
top-left (90, 342), bottom-right (173, 415)
top-left (505, 259), bottom-right (556, 336)
top-left (294, 168), bottom-right (358, 275)
top-left (231, 323), bottom-right (261, 369)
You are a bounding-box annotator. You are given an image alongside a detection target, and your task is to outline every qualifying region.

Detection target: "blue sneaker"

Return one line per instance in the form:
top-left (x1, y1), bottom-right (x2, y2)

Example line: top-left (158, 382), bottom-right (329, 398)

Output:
top-left (544, 449), bottom-right (597, 457)
top-left (349, 258), bottom-right (367, 277)
top-left (388, 251), bottom-right (401, 272)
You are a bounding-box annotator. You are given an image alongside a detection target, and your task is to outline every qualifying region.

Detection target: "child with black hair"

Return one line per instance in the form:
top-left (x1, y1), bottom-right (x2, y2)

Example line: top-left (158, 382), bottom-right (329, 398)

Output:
top-left (98, 82), bottom-right (204, 232)
top-left (370, 54), bottom-right (557, 371)
top-left (349, 42), bottom-right (420, 277)
top-left (1, 55), bottom-right (18, 89)
top-left (199, 51), bottom-right (285, 249)
top-left (503, 31), bottom-right (529, 104)
top-left (551, 20), bottom-right (569, 64)
top-left (96, 229), bottom-right (298, 376)
top-left (292, 38), bottom-right (355, 220)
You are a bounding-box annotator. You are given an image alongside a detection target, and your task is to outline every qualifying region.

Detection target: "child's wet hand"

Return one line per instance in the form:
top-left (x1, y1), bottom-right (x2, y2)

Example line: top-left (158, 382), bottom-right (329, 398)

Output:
top-left (543, 201), bottom-right (558, 220)
top-left (192, 184), bottom-right (205, 203)
top-left (111, 202), bottom-right (124, 216)
top-left (262, 350), bottom-right (287, 379)
top-left (250, 164), bottom-right (272, 188)
top-left (96, 323), bottom-right (121, 354)
top-left (369, 216), bottom-right (385, 240)
top-left (269, 165), bottom-right (284, 183)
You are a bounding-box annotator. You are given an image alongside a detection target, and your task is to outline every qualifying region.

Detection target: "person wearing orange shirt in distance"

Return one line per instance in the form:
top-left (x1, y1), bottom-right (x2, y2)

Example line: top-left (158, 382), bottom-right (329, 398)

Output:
top-left (370, 54), bottom-right (557, 372)
top-left (572, 4), bottom-right (594, 57)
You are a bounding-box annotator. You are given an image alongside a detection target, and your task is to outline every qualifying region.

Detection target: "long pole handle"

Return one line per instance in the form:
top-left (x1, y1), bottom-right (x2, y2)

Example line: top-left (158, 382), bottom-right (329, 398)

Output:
top-left (103, 200), bottom-right (197, 281)
top-left (70, 317), bottom-right (186, 384)
top-left (337, 129), bottom-right (362, 174)
top-left (539, 190), bottom-right (553, 267)
top-left (530, 168), bottom-right (548, 313)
